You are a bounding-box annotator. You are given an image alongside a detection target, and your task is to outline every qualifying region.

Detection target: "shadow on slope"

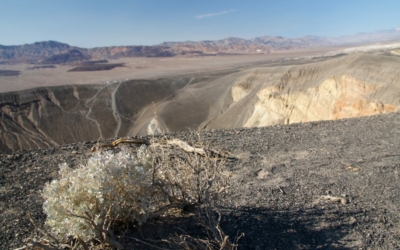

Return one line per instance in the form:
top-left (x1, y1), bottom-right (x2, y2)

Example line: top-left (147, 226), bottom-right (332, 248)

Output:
top-left (120, 206), bottom-right (365, 249)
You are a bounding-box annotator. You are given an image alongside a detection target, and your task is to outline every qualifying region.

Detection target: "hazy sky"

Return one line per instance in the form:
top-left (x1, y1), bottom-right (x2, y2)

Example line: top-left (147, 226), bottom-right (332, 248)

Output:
top-left (1, 0), bottom-right (399, 48)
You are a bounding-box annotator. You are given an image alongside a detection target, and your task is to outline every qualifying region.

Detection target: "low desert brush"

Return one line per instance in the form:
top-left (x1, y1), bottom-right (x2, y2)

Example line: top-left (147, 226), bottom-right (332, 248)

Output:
top-left (42, 147), bottom-right (153, 244)
top-left (37, 138), bottom-right (239, 249)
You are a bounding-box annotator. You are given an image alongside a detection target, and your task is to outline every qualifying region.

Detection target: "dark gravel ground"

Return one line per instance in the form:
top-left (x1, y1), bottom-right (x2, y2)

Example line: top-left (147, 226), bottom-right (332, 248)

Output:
top-left (1, 112), bottom-right (399, 249)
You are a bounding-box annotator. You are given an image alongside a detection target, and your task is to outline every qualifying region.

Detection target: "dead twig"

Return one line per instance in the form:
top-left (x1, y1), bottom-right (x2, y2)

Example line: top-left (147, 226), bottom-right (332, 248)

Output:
top-left (90, 138), bottom-right (150, 152)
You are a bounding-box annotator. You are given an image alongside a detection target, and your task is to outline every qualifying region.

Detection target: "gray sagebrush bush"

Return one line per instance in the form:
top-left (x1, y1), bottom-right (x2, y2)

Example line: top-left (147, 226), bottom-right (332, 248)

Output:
top-left (42, 146), bottom-right (154, 242)
top-left (41, 140), bottom-right (232, 248)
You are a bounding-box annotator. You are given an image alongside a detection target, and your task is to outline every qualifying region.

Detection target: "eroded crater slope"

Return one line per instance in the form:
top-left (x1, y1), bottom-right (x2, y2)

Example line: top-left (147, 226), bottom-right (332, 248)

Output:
top-left (0, 78), bottom-right (192, 153)
top-left (1, 53), bottom-right (399, 153)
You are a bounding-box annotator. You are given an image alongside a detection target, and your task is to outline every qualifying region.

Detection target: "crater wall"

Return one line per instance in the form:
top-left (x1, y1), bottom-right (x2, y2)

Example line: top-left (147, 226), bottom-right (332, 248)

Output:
top-left (1, 53), bottom-right (399, 153)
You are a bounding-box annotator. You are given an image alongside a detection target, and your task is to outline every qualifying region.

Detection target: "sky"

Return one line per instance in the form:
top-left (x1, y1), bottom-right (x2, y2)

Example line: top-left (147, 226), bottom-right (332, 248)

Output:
top-left (1, 0), bottom-right (399, 48)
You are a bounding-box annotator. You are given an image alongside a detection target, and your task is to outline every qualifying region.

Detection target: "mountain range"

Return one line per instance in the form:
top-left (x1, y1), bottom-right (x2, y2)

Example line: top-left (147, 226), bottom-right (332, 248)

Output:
top-left (1, 28), bottom-right (400, 64)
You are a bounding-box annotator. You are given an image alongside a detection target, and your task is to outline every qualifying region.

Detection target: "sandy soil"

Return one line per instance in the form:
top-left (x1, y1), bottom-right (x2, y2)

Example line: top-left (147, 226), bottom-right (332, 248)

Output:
top-left (0, 46), bottom-right (344, 93)
top-left (2, 40), bottom-right (400, 94)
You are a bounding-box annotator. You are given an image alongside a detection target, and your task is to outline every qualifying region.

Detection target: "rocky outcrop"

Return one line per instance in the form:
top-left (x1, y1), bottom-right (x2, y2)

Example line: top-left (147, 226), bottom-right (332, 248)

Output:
top-left (391, 49), bottom-right (400, 56)
top-left (244, 75), bottom-right (396, 127)
top-left (197, 53), bottom-right (400, 131)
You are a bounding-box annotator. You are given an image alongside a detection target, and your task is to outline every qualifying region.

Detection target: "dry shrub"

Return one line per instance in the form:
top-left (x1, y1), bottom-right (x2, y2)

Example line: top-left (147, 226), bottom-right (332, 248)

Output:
top-left (32, 135), bottom-right (240, 249)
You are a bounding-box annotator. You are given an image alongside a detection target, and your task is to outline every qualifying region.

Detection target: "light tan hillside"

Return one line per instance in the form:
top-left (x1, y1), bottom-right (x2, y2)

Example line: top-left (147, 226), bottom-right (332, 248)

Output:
top-left (147, 53), bottom-right (400, 133)
top-left (391, 49), bottom-right (400, 56)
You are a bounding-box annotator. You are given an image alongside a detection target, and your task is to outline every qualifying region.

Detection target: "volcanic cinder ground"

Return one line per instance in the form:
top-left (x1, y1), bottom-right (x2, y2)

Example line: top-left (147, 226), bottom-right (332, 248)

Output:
top-left (1, 43), bottom-right (400, 153)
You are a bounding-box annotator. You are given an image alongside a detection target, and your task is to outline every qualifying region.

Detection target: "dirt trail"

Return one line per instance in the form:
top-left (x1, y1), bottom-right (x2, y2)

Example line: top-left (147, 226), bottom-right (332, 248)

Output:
top-left (1, 112), bottom-right (399, 249)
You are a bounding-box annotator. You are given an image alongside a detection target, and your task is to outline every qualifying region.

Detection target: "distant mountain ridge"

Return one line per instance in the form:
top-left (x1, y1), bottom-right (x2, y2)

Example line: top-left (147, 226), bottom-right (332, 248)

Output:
top-left (0, 41), bottom-right (72, 63)
top-left (0, 42), bottom-right (174, 64)
top-left (1, 28), bottom-right (400, 64)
